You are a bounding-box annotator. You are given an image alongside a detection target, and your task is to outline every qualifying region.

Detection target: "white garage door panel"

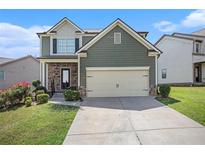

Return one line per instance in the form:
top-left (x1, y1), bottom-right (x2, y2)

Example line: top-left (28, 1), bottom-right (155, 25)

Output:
top-left (86, 69), bottom-right (149, 97)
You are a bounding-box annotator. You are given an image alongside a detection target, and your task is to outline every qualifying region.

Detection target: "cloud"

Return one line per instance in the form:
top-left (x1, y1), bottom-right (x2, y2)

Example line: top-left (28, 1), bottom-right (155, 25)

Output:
top-left (181, 10), bottom-right (205, 28)
top-left (0, 23), bottom-right (50, 58)
top-left (153, 21), bottom-right (178, 32)
top-left (154, 9), bottom-right (205, 32)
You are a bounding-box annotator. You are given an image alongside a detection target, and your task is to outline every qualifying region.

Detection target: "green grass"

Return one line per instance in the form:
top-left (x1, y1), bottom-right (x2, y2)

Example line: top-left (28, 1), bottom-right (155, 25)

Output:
top-left (0, 103), bottom-right (78, 145)
top-left (156, 87), bottom-right (205, 126)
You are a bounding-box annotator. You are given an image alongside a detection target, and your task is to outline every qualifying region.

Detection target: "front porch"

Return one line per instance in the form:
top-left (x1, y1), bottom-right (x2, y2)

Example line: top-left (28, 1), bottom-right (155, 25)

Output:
top-left (193, 62), bottom-right (205, 83)
top-left (39, 57), bottom-right (79, 92)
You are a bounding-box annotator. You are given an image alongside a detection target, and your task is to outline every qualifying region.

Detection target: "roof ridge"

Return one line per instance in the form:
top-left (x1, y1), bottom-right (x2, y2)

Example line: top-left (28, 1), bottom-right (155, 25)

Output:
top-left (0, 55), bottom-right (39, 66)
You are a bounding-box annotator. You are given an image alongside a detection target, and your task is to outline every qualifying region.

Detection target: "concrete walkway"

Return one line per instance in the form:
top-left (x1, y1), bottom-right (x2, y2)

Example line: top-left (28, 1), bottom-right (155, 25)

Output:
top-left (63, 97), bottom-right (205, 145)
top-left (50, 93), bottom-right (81, 107)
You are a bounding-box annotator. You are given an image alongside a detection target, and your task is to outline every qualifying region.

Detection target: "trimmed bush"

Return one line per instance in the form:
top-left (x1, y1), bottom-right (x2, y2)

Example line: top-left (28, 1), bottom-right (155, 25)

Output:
top-left (64, 89), bottom-right (80, 101)
top-left (25, 97), bottom-right (32, 107)
top-left (66, 86), bottom-right (77, 91)
top-left (36, 90), bottom-right (44, 96)
top-left (35, 86), bottom-right (47, 93)
top-left (32, 80), bottom-right (41, 88)
top-left (37, 94), bottom-right (49, 104)
top-left (159, 85), bottom-right (171, 98)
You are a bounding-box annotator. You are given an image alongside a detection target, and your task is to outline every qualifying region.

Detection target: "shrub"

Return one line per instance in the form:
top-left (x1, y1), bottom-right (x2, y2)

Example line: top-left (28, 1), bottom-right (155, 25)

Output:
top-left (32, 80), bottom-right (41, 88)
top-left (159, 85), bottom-right (171, 98)
top-left (66, 86), bottom-right (77, 91)
top-left (0, 91), bottom-right (7, 108)
top-left (25, 97), bottom-right (32, 107)
top-left (36, 90), bottom-right (44, 96)
top-left (0, 98), bottom-right (6, 107)
top-left (37, 94), bottom-right (49, 104)
top-left (64, 89), bottom-right (80, 101)
top-left (0, 81), bottom-right (31, 108)
top-left (35, 86), bottom-right (47, 93)
top-left (6, 88), bottom-right (17, 105)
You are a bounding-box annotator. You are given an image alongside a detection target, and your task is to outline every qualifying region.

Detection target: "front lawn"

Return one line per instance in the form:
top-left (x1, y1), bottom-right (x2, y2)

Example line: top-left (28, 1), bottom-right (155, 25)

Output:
top-left (156, 87), bottom-right (205, 126)
top-left (0, 103), bottom-right (78, 144)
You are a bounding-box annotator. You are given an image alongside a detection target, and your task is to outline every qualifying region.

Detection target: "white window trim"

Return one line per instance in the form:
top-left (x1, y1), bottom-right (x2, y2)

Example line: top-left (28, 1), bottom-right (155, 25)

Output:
top-left (50, 36), bottom-right (80, 56)
top-left (114, 32), bottom-right (121, 44)
top-left (194, 42), bottom-right (202, 53)
top-left (0, 70), bottom-right (5, 80)
top-left (57, 39), bottom-right (75, 54)
top-left (161, 69), bottom-right (167, 79)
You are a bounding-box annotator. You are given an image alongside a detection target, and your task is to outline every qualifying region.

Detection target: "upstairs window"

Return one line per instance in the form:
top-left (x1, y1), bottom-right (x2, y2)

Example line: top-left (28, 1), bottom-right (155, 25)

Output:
top-left (114, 32), bottom-right (121, 44)
top-left (162, 69), bottom-right (167, 79)
top-left (55, 39), bottom-right (75, 54)
top-left (53, 39), bottom-right (75, 54)
top-left (0, 70), bottom-right (5, 80)
top-left (195, 41), bottom-right (202, 53)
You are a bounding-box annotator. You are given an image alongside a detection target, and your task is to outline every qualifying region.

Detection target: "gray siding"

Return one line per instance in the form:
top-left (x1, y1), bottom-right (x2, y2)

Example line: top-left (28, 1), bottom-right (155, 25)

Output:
top-left (82, 36), bottom-right (95, 46)
top-left (80, 26), bottom-right (156, 87)
top-left (42, 36), bottom-right (50, 56)
top-left (0, 57), bottom-right (40, 89)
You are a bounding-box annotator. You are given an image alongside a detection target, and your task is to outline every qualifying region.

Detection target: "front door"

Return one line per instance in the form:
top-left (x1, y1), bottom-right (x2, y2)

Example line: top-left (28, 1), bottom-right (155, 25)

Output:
top-left (61, 68), bottom-right (70, 89)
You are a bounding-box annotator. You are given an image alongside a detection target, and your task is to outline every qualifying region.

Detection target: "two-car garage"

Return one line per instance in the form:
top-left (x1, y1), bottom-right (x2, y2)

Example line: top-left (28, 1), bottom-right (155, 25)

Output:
top-left (86, 67), bottom-right (149, 97)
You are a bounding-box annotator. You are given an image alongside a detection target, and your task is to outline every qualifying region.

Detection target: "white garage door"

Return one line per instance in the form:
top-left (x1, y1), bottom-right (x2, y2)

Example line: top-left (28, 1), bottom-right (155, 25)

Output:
top-left (86, 67), bottom-right (149, 97)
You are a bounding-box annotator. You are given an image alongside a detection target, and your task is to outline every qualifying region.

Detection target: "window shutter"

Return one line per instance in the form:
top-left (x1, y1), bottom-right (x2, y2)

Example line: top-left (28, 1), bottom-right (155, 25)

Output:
top-left (75, 38), bottom-right (79, 52)
top-left (53, 39), bottom-right (57, 54)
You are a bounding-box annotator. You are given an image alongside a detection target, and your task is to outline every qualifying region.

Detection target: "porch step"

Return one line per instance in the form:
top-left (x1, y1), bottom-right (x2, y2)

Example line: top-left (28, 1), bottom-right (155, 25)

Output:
top-left (52, 93), bottom-right (64, 98)
top-left (51, 93), bottom-right (65, 102)
top-left (50, 92), bottom-right (81, 107)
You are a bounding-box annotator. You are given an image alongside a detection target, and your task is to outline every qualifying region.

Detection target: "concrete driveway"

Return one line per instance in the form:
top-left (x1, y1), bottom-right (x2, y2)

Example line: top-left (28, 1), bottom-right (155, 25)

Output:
top-left (63, 97), bottom-right (205, 145)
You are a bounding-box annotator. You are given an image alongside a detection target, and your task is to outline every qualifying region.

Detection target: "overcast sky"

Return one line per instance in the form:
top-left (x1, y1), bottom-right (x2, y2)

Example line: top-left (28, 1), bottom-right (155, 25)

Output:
top-left (1, 9), bottom-right (205, 58)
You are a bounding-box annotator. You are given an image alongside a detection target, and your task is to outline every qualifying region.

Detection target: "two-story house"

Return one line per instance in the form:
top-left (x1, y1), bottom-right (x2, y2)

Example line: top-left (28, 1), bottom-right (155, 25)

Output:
top-left (37, 17), bottom-right (161, 97)
top-left (156, 29), bottom-right (205, 84)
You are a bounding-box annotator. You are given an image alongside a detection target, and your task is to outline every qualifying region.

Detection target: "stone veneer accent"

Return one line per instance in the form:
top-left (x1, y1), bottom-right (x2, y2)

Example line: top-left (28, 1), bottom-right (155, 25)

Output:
top-left (47, 63), bottom-right (78, 91)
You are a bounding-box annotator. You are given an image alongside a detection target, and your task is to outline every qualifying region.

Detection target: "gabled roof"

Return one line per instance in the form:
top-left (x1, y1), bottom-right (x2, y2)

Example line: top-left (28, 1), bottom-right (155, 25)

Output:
top-left (77, 18), bottom-right (161, 54)
top-left (0, 57), bottom-right (13, 64)
top-left (0, 55), bottom-right (39, 66)
top-left (172, 32), bottom-right (205, 38)
top-left (37, 17), bottom-right (84, 36)
top-left (155, 34), bottom-right (194, 46)
top-left (192, 28), bottom-right (205, 36)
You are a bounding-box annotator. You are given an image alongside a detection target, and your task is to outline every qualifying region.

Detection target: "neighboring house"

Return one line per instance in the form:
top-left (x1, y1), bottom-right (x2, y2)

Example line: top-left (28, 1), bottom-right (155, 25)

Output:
top-left (37, 17), bottom-right (161, 97)
top-left (156, 31), bottom-right (205, 84)
top-left (0, 55), bottom-right (40, 89)
top-left (0, 57), bottom-right (13, 64)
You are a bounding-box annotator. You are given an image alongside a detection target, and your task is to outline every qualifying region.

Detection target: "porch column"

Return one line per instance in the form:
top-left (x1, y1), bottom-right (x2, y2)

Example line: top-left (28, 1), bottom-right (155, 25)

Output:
top-left (78, 54), bottom-right (80, 87)
top-left (40, 61), bottom-right (42, 83)
top-left (46, 63), bottom-right (48, 89)
top-left (41, 62), bottom-right (45, 86)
